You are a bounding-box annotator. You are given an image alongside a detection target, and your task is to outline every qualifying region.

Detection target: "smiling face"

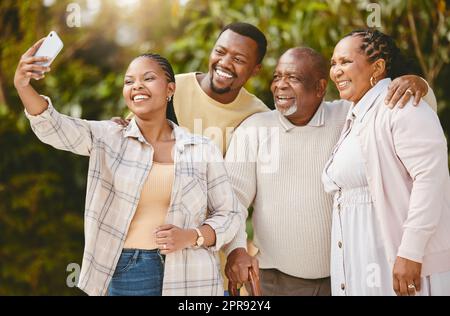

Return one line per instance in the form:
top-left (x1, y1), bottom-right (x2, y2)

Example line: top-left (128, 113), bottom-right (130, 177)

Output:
top-left (123, 57), bottom-right (174, 119)
top-left (207, 30), bottom-right (261, 95)
top-left (270, 49), bottom-right (326, 124)
top-left (330, 36), bottom-right (378, 103)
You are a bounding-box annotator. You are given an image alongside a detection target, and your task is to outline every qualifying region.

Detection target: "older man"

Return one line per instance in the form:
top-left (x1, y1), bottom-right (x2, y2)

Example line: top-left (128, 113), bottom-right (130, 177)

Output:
top-left (223, 47), bottom-right (436, 295)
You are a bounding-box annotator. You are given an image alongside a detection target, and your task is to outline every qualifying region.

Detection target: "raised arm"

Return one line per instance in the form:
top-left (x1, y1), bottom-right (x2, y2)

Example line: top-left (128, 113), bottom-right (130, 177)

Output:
top-left (14, 39), bottom-right (111, 156)
top-left (14, 38), bottom-right (51, 115)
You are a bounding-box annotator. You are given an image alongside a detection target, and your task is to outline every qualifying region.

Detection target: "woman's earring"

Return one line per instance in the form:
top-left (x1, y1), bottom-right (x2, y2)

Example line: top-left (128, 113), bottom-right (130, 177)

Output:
top-left (370, 76), bottom-right (376, 87)
top-left (167, 95), bottom-right (172, 102)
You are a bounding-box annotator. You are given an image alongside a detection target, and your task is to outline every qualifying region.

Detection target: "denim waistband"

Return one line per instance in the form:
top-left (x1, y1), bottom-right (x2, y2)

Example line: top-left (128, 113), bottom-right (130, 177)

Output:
top-left (120, 248), bottom-right (165, 265)
top-left (122, 248), bottom-right (159, 254)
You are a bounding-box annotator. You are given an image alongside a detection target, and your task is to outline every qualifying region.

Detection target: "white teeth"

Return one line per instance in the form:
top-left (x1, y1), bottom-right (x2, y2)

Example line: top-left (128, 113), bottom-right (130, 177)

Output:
top-left (215, 69), bottom-right (233, 79)
top-left (276, 96), bottom-right (294, 106)
top-left (338, 81), bottom-right (350, 88)
top-left (277, 96), bottom-right (293, 100)
top-left (133, 94), bottom-right (149, 101)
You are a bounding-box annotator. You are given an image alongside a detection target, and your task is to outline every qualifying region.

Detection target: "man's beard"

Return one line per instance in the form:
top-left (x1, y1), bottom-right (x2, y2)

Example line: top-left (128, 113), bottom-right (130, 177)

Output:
top-left (276, 101), bottom-right (298, 117)
top-left (210, 76), bottom-right (232, 94)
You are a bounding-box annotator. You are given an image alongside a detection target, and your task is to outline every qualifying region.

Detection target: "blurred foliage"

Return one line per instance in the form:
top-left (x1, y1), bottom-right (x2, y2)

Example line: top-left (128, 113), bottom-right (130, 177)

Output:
top-left (0, 0), bottom-right (449, 295)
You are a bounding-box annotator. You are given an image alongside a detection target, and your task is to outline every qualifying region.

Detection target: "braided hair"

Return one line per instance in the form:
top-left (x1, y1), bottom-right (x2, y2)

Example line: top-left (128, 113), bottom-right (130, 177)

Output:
top-left (345, 29), bottom-right (411, 79)
top-left (136, 53), bottom-right (178, 124)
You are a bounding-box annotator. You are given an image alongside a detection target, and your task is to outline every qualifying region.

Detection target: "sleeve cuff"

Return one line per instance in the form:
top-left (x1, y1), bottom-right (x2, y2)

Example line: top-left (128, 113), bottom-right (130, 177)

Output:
top-left (24, 95), bottom-right (54, 121)
top-left (397, 228), bottom-right (430, 263)
top-left (202, 220), bottom-right (226, 252)
top-left (223, 239), bottom-right (247, 257)
top-left (419, 77), bottom-right (437, 112)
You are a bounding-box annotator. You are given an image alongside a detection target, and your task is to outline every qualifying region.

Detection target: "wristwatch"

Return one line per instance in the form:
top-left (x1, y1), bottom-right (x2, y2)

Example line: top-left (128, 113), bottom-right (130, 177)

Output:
top-left (194, 228), bottom-right (204, 248)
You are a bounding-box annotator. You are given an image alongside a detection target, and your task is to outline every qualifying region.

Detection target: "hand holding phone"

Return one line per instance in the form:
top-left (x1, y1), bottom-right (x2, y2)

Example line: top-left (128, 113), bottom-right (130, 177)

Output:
top-left (33, 31), bottom-right (64, 67)
top-left (14, 32), bottom-right (63, 88)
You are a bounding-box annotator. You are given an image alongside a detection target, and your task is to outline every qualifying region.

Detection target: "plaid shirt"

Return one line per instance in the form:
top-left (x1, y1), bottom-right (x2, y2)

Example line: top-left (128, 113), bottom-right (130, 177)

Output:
top-left (25, 96), bottom-right (243, 296)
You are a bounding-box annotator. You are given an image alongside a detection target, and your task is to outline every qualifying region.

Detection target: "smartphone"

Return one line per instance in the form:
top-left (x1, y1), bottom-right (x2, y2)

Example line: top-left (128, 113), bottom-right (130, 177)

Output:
top-left (34, 31), bottom-right (63, 67)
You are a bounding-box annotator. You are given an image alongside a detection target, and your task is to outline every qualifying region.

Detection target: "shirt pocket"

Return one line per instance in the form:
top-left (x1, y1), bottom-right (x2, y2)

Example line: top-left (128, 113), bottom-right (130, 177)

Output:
top-left (179, 173), bottom-right (208, 224)
top-left (105, 159), bottom-right (145, 197)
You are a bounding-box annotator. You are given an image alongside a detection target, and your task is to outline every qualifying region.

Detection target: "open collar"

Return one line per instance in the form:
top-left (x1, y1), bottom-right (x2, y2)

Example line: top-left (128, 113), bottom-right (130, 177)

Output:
top-left (350, 78), bottom-right (391, 122)
top-left (277, 101), bottom-right (326, 132)
top-left (124, 118), bottom-right (204, 152)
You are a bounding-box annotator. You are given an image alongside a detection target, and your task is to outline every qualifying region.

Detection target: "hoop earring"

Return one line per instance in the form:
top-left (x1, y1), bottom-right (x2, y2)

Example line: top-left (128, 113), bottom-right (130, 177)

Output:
top-left (370, 76), bottom-right (376, 87)
top-left (166, 95), bottom-right (172, 102)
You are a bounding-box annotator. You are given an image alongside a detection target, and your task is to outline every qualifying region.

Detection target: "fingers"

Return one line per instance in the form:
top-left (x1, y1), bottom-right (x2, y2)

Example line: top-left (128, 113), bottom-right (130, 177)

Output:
top-left (387, 86), bottom-right (407, 109)
top-left (122, 119), bottom-right (131, 126)
top-left (23, 38), bottom-right (46, 57)
top-left (22, 64), bottom-right (51, 74)
top-left (407, 280), bottom-right (417, 296)
top-left (413, 91), bottom-right (422, 106)
top-left (385, 81), bottom-right (397, 105)
top-left (394, 274), bottom-right (413, 296)
top-left (156, 238), bottom-right (173, 254)
top-left (111, 117), bottom-right (129, 126)
top-left (393, 276), bottom-right (401, 296)
top-left (158, 245), bottom-right (172, 255)
top-left (21, 55), bottom-right (51, 65)
top-left (226, 261), bottom-right (250, 283)
top-left (155, 235), bottom-right (169, 244)
top-left (251, 257), bottom-right (260, 280)
top-left (155, 224), bottom-right (174, 232)
top-left (18, 56), bottom-right (50, 81)
top-left (399, 279), bottom-right (409, 296)
top-left (413, 277), bottom-right (421, 292)
top-left (25, 71), bottom-right (45, 81)
top-left (237, 265), bottom-right (250, 284)
top-left (226, 270), bottom-right (241, 284)
top-left (155, 229), bottom-right (171, 239)
top-left (155, 233), bottom-right (170, 249)
top-left (396, 91), bottom-right (412, 108)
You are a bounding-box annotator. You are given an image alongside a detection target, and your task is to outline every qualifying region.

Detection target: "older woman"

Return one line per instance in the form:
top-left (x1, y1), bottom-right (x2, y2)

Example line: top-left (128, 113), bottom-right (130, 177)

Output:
top-left (322, 29), bottom-right (450, 296)
top-left (14, 38), bottom-right (243, 296)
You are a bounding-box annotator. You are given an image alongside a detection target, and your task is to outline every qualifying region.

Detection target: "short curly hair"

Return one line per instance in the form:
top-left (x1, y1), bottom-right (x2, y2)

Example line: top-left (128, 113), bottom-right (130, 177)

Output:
top-left (218, 22), bottom-right (267, 64)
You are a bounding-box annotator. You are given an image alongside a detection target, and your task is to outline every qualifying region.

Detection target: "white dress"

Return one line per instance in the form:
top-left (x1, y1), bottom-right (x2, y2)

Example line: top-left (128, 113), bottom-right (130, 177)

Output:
top-left (322, 107), bottom-right (450, 296)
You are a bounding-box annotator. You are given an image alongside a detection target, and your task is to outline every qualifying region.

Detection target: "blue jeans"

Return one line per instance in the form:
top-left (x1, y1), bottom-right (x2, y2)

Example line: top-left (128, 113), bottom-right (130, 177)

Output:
top-left (108, 249), bottom-right (165, 296)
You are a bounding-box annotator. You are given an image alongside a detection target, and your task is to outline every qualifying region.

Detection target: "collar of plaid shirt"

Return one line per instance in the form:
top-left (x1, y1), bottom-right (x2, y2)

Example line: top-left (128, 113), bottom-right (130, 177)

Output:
top-left (124, 117), bottom-right (203, 151)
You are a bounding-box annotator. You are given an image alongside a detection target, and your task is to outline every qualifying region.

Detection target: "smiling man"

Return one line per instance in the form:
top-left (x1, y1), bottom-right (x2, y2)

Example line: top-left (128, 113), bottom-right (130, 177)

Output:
top-left (173, 23), bottom-right (270, 154)
top-left (224, 47), bottom-right (437, 296)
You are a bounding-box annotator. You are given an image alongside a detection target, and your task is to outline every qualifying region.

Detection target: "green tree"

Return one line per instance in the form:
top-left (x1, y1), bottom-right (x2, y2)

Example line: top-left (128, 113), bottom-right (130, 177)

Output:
top-left (1, 0), bottom-right (448, 295)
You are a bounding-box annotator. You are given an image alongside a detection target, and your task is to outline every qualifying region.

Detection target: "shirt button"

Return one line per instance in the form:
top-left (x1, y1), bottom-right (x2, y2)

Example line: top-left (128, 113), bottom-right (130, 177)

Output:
top-left (338, 241), bottom-right (342, 248)
top-left (341, 283), bottom-right (345, 290)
